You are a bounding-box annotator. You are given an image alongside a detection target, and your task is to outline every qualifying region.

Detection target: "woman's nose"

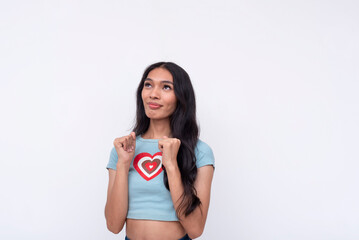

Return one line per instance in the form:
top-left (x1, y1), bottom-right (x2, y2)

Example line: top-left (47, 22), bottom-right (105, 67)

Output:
top-left (149, 87), bottom-right (160, 99)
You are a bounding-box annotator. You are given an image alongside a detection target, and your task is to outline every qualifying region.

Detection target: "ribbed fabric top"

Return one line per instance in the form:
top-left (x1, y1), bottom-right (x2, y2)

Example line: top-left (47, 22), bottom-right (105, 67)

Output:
top-left (106, 135), bottom-right (215, 221)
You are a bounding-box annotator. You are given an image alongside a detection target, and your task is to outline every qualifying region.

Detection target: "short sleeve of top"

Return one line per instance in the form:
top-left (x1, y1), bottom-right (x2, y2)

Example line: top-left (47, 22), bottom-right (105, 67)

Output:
top-left (106, 147), bottom-right (118, 170)
top-left (194, 139), bottom-right (215, 169)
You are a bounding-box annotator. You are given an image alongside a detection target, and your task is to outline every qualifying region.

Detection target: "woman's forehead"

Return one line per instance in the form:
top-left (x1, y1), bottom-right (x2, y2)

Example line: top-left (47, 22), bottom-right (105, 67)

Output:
top-left (147, 68), bottom-right (173, 82)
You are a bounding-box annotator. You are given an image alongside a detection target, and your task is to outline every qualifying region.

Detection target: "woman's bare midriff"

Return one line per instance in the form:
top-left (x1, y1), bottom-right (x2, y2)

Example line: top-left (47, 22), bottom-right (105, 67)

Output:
top-left (126, 218), bottom-right (186, 240)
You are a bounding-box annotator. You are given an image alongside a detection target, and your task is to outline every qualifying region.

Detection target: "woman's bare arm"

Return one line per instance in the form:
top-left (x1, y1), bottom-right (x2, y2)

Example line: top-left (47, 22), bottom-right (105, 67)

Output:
top-left (104, 165), bottom-right (129, 234)
top-left (105, 132), bottom-right (136, 234)
top-left (166, 165), bottom-right (214, 239)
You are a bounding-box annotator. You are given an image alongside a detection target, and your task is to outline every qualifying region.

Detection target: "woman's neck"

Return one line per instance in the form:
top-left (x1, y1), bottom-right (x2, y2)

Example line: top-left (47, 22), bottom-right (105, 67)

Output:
top-left (142, 118), bottom-right (172, 139)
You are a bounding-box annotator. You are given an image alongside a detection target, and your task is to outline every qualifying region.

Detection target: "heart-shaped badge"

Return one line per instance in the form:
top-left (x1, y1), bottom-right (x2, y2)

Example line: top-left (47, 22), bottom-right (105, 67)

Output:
top-left (133, 152), bottom-right (163, 181)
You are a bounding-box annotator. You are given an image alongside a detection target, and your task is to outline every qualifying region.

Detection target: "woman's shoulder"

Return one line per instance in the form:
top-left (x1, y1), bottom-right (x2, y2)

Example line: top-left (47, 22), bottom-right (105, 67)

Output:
top-left (195, 138), bottom-right (213, 154)
top-left (195, 138), bottom-right (215, 168)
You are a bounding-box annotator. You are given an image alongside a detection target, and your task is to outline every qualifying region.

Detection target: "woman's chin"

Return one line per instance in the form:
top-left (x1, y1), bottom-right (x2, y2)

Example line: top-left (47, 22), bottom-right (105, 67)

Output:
top-left (146, 114), bottom-right (170, 121)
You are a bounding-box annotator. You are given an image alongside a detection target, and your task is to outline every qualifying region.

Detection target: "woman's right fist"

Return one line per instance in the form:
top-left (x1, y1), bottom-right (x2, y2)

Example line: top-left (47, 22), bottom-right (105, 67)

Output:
top-left (113, 132), bottom-right (136, 167)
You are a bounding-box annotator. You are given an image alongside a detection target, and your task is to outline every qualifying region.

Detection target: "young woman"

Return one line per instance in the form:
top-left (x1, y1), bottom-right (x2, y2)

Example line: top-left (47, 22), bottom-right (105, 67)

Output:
top-left (105, 62), bottom-right (215, 240)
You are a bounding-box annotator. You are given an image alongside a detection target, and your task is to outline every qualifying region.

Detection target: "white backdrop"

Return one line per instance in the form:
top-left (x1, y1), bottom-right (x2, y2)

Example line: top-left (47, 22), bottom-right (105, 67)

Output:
top-left (1, 0), bottom-right (358, 239)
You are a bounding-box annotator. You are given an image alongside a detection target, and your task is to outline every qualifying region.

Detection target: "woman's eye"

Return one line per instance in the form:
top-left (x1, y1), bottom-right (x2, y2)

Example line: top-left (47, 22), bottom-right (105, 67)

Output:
top-left (163, 85), bottom-right (172, 90)
top-left (144, 82), bottom-right (151, 87)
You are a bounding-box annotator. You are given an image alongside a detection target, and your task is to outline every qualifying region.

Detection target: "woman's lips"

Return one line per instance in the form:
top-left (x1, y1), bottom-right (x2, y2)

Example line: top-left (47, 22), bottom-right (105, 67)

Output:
top-left (148, 102), bottom-right (162, 109)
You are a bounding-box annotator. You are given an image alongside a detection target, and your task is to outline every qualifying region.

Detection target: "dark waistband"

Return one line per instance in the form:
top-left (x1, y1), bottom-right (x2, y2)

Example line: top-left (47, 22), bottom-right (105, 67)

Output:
top-left (125, 234), bottom-right (191, 240)
top-left (179, 234), bottom-right (191, 240)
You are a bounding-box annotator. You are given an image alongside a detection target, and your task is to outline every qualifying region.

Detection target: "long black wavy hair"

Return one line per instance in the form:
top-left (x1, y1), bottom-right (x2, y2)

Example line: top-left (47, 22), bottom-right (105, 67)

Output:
top-left (132, 61), bottom-right (201, 217)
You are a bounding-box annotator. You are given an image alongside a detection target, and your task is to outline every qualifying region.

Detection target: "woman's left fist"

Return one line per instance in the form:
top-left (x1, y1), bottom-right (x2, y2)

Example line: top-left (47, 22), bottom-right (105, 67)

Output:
top-left (158, 136), bottom-right (181, 168)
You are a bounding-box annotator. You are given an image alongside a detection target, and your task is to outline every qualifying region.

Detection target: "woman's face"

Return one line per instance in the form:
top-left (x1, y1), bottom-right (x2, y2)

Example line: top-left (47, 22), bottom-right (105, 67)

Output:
top-left (141, 67), bottom-right (177, 120)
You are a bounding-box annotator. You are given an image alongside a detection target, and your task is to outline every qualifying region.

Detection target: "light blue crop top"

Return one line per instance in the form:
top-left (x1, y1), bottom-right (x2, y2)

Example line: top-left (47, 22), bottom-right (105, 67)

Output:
top-left (106, 135), bottom-right (215, 221)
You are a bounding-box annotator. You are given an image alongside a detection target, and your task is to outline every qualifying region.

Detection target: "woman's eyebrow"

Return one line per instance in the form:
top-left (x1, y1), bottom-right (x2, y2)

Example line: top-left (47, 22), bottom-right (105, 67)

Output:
top-left (145, 78), bottom-right (173, 85)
